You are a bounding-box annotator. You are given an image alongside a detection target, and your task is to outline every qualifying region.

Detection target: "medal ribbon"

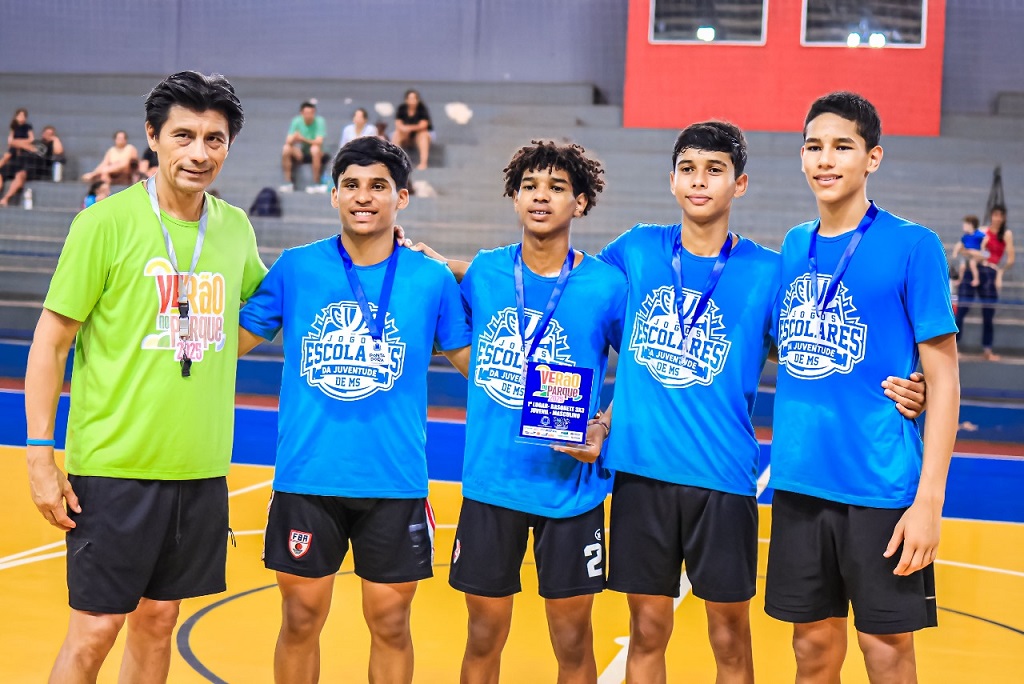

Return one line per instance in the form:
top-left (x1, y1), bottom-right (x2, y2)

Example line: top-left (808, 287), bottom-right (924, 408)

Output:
top-left (513, 245), bottom-right (574, 362)
top-left (671, 231), bottom-right (733, 342)
top-left (808, 202), bottom-right (879, 317)
top-left (337, 235), bottom-right (401, 344)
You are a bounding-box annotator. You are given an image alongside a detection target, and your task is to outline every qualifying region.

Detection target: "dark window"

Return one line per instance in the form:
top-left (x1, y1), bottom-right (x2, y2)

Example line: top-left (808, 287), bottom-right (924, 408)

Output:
top-left (651, 0), bottom-right (768, 44)
top-left (802, 0), bottom-right (925, 47)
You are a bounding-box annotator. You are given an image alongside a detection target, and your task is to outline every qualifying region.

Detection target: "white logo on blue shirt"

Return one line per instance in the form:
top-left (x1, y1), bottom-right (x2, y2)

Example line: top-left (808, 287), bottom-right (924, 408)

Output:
top-left (474, 306), bottom-right (572, 408)
top-left (777, 274), bottom-right (866, 379)
top-left (629, 286), bottom-right (731, 388)
top-left (300, 302), bottom-right (406, 401)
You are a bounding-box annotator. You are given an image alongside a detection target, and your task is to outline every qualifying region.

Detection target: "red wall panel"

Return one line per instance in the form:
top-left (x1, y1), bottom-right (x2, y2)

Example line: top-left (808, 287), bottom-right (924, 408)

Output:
top-left (624, 1), bottom-right (946, 135)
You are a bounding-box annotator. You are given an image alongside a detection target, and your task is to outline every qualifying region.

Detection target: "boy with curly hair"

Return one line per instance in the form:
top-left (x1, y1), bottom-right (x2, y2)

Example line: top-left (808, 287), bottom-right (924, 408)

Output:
top-left (417, 140), bottom-right (626, 682)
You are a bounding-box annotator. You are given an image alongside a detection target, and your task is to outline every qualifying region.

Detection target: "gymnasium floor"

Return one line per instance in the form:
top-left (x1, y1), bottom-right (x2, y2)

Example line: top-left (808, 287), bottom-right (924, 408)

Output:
top-left (3, 439), bottom-right (1023, 682)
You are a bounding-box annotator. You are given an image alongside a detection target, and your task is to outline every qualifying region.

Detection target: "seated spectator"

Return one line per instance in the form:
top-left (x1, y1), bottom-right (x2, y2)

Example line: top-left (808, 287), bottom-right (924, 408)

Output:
top-left (339, 108), bottom-right (376, 148)
top-left (392, 89), bottom-right (433, 170)
top-left (82, 179), bottom-right (111, 209)
top-left (280, 100), bottom-right (327, 193)
top-left (0, 108), bottom-right (36, 206)
top-left (27, 125), bottom-right (67, 181)
top-left (81, 130), bottom-right (138, 185)
top-left (138, 146), bottom-right (159, 179)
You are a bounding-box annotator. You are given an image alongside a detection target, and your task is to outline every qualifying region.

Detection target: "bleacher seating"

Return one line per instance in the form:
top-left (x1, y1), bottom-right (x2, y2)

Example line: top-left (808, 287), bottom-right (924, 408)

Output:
top-left (1, 73), bottom-right (1022, 384)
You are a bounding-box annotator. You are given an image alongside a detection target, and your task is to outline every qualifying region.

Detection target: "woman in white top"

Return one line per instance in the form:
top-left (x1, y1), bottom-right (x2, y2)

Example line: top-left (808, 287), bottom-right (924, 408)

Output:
top-left (339, 108), bottom-right (377, 148)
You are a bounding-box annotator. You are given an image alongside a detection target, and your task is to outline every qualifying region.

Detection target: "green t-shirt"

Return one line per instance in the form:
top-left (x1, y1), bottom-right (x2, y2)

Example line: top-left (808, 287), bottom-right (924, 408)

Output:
top-left (44, 183), bottom-right (268, 479)
top-left (288, 115), bottom-right (326, 151)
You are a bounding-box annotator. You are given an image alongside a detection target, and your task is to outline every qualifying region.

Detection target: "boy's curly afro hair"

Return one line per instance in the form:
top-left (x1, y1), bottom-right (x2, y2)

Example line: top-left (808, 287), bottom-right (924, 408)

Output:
top-left (502, 140), bottom-right (605, 216)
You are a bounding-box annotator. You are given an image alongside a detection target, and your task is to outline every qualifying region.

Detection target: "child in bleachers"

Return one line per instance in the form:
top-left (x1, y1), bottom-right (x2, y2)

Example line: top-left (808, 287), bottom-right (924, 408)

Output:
top-left (952, 214), bottom-right (984, 287)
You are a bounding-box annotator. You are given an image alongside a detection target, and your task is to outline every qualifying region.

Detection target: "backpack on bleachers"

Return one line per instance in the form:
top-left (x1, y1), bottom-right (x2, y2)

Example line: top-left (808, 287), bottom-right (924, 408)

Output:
top-left (249, 186), bottom-right (282, 217)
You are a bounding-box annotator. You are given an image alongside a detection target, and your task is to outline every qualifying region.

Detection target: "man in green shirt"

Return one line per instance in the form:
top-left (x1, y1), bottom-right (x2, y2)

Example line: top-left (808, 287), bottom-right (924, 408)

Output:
top-left (25, 71), bottom-right (267, 684)
top-left (281, 99), bottom-right (328, 194)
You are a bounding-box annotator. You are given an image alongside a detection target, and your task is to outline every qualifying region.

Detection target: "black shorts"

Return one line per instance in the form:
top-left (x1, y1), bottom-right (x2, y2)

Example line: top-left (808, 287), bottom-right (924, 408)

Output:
top-left (764, 490), bottom-right (938, 635)
top-left (263, 491), bottom-right (434, 583)
top-left (607, 472), bottom-right (758, 602)
top-left (65, 475), bottom-right (228, 614)
top-left (448, 498), bottom-right (606, 599)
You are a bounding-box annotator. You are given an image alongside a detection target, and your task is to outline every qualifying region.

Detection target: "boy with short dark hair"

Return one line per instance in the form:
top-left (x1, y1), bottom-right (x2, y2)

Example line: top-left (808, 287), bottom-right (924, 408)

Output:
top-left (766, 91), bottom-right (960, 682)
top-left (239, 135), bottom-right (471, 683)
top-left (586, 121), bottom-right (775, 683)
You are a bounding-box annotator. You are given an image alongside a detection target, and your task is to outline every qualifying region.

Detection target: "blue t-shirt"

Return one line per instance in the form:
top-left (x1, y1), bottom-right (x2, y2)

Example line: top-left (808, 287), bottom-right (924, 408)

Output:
top-left (771, 207), bottom-right (957, 508)
top-left (239, 237), bottom-right (470, 498)
top-left (461, 246), bottom-right (626, 518)
top-left (961, 230), bottom-right (984, 251)
top-left (599, 224), bottom-right (779, 496)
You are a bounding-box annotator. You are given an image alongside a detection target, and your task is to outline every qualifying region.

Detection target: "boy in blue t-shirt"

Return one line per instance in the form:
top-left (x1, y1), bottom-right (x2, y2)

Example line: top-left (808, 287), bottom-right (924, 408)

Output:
top-left (238, 137), bottom-right (471, 682)
top-left (586, 121), bottom-right (774, 682)
top-left (413, 141), bottom-right (626, 682)
top-left (766, 92), bottom-right (960, 680)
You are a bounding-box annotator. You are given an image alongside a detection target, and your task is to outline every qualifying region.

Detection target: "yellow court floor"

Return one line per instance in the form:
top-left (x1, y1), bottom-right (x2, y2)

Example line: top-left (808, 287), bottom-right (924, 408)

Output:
top-left (2, 449), bottom-right (1023, 682)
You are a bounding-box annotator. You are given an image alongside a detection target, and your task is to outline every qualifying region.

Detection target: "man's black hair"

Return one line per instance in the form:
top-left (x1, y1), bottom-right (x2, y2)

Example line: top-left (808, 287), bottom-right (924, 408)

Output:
top-left (502, 140), bottom-right (605, 216)
top-left (332, 136), bottom-right (412, 190)
top-left (300, 101), bottom-right (316, 110)
top-left (672, 121), bottom-right (748, 178)
top-left (804, 91), bottom-right (881, 150)
top-left (145, 71), bottom-right (245, 142)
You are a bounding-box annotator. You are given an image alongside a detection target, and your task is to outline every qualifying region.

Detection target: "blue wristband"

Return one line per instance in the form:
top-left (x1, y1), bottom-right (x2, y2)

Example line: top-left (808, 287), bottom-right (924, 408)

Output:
top-left (26, 438), bottom-right (55, 447)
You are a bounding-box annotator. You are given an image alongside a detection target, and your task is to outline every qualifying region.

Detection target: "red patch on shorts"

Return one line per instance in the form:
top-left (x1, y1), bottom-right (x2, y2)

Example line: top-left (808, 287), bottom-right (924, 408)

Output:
top-left (288, 529), bottom-right (312, 559)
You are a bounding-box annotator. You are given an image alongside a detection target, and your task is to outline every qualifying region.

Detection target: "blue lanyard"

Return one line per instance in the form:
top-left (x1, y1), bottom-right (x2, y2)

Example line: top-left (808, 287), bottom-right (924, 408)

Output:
top-left (513, 245), bottom-right (574, 362)
top-left (671, 231), bottom-right (733, 340)
top-left (337, 236), bottom-right (400, 344)
top-left (808, 202), bottom-right (879, 318)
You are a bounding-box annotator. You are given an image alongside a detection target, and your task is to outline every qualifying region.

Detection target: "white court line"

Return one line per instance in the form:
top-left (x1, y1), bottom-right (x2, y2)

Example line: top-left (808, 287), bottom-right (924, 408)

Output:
top-left (0, 540), bottom-right (64, 564)
top-left (0, 550), bottom-right (66, 571)
top-left (0, 479), bottom-right (275, 572)
top-left (598, 467), bottom-right (771, 684)
top-left (227, 479), bottom-right (274, 498)
top-left (935, 559), bottom-right (1024, 578)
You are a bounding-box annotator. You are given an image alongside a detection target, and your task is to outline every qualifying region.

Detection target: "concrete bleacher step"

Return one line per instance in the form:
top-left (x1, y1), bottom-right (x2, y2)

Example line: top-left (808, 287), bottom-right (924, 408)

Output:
top-left (0, 74), bottom-right (598, 107)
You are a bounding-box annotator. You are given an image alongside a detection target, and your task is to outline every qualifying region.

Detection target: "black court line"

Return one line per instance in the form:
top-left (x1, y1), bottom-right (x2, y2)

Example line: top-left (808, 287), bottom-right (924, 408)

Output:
top-left (938, 607), bottom-right (1024, 636)
top-left (176, 581), bottom-right (280, 684)
top-left (178, 563), bottom-right (454, 683)
top-left (178, 566), bottom-right (1024, 682)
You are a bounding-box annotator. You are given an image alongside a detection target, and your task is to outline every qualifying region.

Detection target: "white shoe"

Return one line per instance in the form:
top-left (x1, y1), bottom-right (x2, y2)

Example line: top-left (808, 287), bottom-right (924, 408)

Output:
top-left (305, 184), bottom-right (327, 194)
top-left (278, 183), bottom-right (294, 193)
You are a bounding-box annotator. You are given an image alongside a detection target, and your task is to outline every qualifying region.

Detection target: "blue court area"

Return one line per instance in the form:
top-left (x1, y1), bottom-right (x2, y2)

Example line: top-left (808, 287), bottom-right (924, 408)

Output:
top-left (1, 346), bottom-right (1022, 524)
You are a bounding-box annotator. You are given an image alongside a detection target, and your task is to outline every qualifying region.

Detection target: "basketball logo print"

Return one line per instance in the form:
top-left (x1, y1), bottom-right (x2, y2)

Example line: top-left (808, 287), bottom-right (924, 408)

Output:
top-left (777, 273), bottom-right (867, 379)
top-left (629, 285), bottom-right (731, 388)
top-left (474, 306), bottom-right (573, 408)
top-left (300, 302), bottom-right (406, 401)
